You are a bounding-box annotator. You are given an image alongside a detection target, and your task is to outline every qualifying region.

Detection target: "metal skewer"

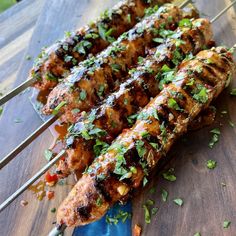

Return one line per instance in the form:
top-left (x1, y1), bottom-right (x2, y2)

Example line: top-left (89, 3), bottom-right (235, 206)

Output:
top-left (211, 0), bottom-right (236, 23)
top-left (0, 115), bottom-right (58, 170)
top-left (0, 150), bottom-right (66, 213)
top-left (0, 77), bottom-right (36, 106)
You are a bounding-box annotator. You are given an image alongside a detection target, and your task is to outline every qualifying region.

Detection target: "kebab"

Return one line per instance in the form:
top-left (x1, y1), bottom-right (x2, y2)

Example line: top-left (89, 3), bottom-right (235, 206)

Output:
top-left (32, 0), bottom-right (172, 91)
top-left (56, 46), bottom-right (235, 227)
top-left (42, 4), bottom-right (191, 122)
top-left (55, 18), bottom-right (214, 178)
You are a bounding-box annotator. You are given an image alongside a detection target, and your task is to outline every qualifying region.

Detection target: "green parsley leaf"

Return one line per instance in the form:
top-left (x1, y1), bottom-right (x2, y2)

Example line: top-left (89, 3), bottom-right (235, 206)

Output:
top-left (151, 207), bottom-right (158, 215)
top-left (79, 89), bottom-right (87, 101)
top-left (127, 14), bottom-right (131, 23)
top-left (178, 18), bottom-right (192, 28)
top-left (45, 72), bottom-right (58, 81)
top-left (193, 86), bottom-right (208, 104)
top-left (143, 176), bottom-right (148, 187)
top-left (144, 5), bottom-right (159, 16)
top-left (97, 84), bottom-right (105, 97)
top-left (153, 38), bottom-right (164, 43)
top-left (173, 198), bottom-right (183, 206)
top-left (44, 149), bottom-right (53, 161)
top-left (208, 128), bottom-right (220, 148)
top-left (168, 98), bottom-right (181, 111)
top-left (161, 64), bottom-right (171, 72)
top-left (194, 233), bottom-right (201, 236)
top-left (162, 168), bottom-right (176, 182)
top-left (230, 88), bottom-right (236, 96)
top-left (96, 197), bottom-right (103, 207)
top-left (206, 160), bottom-right (217, 169)
top-left (143, 204), bottom-right (151, 224)
top-left (93, 139), bottom-right (109, 157)
top-left (111, 63), bottom-right (121, 72)
top-left (223, 220), bottom-right (231, 228)
top-left (0, 106), bottom-right (3, 116)
top-left (161, 189), bottom-right (168, 202)
top-left (146, 199), bottom-right (155, 206)
top-left (52, 101), bottom-right (67, 115)
top-left (51, 208), bottom-right (56, 213)
top-left (136, 140), bottom-right (147, 158)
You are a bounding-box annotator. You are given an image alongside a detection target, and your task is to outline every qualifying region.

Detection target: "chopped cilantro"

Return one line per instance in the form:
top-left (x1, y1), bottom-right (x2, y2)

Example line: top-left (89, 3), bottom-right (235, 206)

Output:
top-left (64, 55), bottom-right (73, 62)
top-left (151, 207), bottom-right (158, 215)
top-left (143, 176), bottom-right (148, 186)
top-left (144, 5), bottom-right (159, 16)
top-left (153, 38), bottom-right (164, 43)
top-left (0, 106), bottom-right (3, 116)
top-left (111, 63), bottom-right (121, 72)
top-left (146, 199), bottom-right (155, 206)
top-left (51, 208), bottom-right (56, 213)
top-left (44, 149), bottom-right (53, 161)
top-left (149, 187), bottom-right (156, 194)
top-left (208, 128), bottom-right (220, 148)
top-left (143, 204), bottom-right (151, 224)
top-left (223, 220), bottom-right (231, 228)
top-left (106, 210), bottom-right (131, 225)
top-left (98, 23), bottom-right (115, 43)
top-left (93, 139), bottom-right (109, 157)
top-left (161, 64), bottom-right (171, 72)
top-left (193, 85), bottom-right (208, 104)
top-left (228, 120), bottom-right (235, 127)
top-left (136, 140), bottom-right (147, 158)
top-left (168, 98), bottom-right (181, 111)
top-left (127, 14), bottom-right (131, 23)
top-left (194, 233), bottom-right (201, 236)
top-left (96, 197), bottom-right (103, 207)
top-left (206, 160), bottom-right (217, 169)
top-left (173, 198), bottom-right (183, 206)
top-left (64, 31), bottom-right (71, 38)
top-left (162, 168), bottom-right (176, 182)
top-left (45, 72), bottom-right (57, 81)
top-left (52, 101), bottom-right (67, 115)
top-left (178, 18), bottom-right (192, 28)
top-left (26, 55), bottom-right (32, 60)
top-left (230, 88), bottom-right (236, 96)
top-left (79, 89), bottom-right (87, 101)
top-left (97, 84), bottom-right (105, 97)
top-left (161, 189), bottom-right (168, 202)
top-left (74, 40), bottom-right (92, 54)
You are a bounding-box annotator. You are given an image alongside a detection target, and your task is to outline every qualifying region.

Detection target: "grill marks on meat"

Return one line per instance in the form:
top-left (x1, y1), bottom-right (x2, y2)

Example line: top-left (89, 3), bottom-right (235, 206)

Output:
top-left (43, 4), bottom-right (184, 120)
top-left (56, 47), bottom-right (235, 227)
top-left (56, 18), bottom-right (213, 178)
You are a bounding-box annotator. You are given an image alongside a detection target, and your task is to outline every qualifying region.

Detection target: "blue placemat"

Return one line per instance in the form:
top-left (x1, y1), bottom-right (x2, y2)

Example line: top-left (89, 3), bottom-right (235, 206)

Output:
top-left (73, 202), bottom-right (132, 236)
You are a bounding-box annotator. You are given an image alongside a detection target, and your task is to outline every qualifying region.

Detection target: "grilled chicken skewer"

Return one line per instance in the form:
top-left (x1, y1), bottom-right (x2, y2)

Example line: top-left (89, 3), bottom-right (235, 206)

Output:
top-left (56, 18), bottom-right (213, 178)
top-left (56, 46), bottom-right (235, 227)
top-left (43, 4), bottom-right (191, 121)
top-left (32, 0), bottom-right (172, 91)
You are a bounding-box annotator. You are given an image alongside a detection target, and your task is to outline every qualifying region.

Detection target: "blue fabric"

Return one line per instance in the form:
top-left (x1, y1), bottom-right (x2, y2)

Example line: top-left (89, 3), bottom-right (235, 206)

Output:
top-left (73, 202), bottom-right (132, 236)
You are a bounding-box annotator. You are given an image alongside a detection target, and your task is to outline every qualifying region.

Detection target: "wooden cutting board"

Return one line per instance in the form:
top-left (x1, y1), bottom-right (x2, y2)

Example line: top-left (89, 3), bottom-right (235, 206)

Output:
top-left (0, 0), bottom-right (236, 235)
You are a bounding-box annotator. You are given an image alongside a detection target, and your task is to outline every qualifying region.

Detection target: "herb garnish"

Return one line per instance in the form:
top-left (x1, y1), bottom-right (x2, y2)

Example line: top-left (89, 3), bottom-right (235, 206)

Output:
top-left (98, 23), bottom-right (115, 43)
top-left (206, 160), bottom-right (217, 169)
top-left (178, 18), bottom-right (192, 28)
top-left (194, 233), bottom-right (201, 236)
top-left (93, 139), bottom-right (109, 157)
top-left (44, 149), bottom-right (53, 161)
top-left (52, 101), bottom-right (67, 115)
top-left (161, 189), bottom-right (168, 202)
top-left (74, 40), bottom-right (92, 55)
top-left (223, 220), bottom-right (231, 228)
top-left (173, 198), bottom-right (183, 206)
top-left (79, 89), bottom-right (87, 101)
top-left (111, 63), bottom-right (121, 72)
top-left (168, 98), bottom-right (181, 111)
top-left (106, 210), bottom-right (131, 225)
top-left (208, 128), bottom-right (220, 148)
top-left (162, 168), bottom-right (176, 182)
top-left (230, 88), bottom-right (236, 96)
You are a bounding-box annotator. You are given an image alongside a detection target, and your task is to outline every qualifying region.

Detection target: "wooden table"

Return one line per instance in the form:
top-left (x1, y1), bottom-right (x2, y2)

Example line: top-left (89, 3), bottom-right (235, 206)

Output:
top-left (0, 0), bottom-right (235, 235)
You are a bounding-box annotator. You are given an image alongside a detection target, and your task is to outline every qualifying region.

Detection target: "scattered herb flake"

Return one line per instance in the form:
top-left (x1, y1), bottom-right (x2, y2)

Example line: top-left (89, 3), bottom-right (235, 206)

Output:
top-left (149, 187), bottom-right (156, 194)
top-left (194, 233), bottom-right (201, 236)
top-left (173, 198), bottom-right (183, 206)
top-left (44, 149), bottom-right (53, 162)
top-left (79, 89), bottom-right (87, 101)
top-left (143, 176), bottom-right (148, 187)
top-left (208, 128), bottom-right (220, 148)
top-left (96, 197), bottom-right (103, 207)
top-left (146, 199), bottom-right (155, 206)
top-left (143, 204), bottom-right (151, 224)
top-left (206, 160), bottom-right (217, 169)
top-left (51, 208), bottom-right (56, 213)
top-left (151, 207), bottom-right (158, 215)
top-left (230, 88), bottom-right (236, 96)
top-left (52, 101), bottom-right (67, 115)
top-left (178, 18), bottom-right (192, 28)
top-left (162, 168), bottom-right (176, 182)
top-left (26, 55), bottom-right (32, 60)
top-left (228, 120), bottom-right (235, 127)
top-left (127, 13), bottom-right (131, 23)
top-left (0, 106), bottom-right (3, 116)
top-left (223, 220), bottom-right (231, 228)
top-left (161, 189), bottom-right (168, 202)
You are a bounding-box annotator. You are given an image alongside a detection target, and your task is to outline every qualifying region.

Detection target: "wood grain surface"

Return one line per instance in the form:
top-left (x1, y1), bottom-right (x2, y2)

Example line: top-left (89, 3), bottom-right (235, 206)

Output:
top-left (0, 0), bottom-right (236, 236)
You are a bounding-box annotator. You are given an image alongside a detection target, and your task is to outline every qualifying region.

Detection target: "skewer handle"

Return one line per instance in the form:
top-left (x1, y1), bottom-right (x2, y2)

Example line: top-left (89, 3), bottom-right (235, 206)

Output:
top-left (48, 224), bottom-right (67, 236)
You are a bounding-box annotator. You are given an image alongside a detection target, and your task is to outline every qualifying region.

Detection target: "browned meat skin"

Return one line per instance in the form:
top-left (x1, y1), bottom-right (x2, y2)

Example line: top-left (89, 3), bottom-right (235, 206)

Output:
top-left (32, 0), bottom-right (171, 91)
top-left (56, 47), bottom-right (235, 227)
top-left (42, 4), bottom-right (185, 119)
top-left (56, 18), bottom-right (213, 178)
